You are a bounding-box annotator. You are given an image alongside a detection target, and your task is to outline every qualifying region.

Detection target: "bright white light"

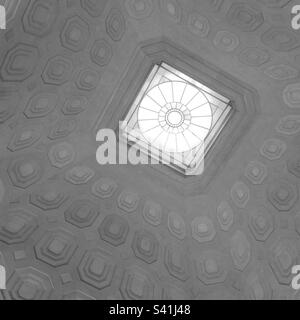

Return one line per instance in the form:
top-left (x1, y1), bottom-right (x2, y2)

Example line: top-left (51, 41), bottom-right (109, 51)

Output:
top-left (138, 81), bottom-right (212, 153)
top-left (122, 62), bottom-right (232, 175)
top-left (166, 110), bottom-right (183, 126)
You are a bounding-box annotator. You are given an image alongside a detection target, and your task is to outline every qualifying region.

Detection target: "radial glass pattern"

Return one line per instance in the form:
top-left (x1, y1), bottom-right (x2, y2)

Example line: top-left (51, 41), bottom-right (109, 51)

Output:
top-left (138, 81), bottom-right (212, 153)
top-left (122, 62), bottom-right (233, 175)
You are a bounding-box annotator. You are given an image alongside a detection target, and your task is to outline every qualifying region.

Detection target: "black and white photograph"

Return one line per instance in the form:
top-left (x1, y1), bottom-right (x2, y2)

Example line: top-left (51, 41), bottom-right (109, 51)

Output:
top-left (0, 0), bottom-right (300, 309)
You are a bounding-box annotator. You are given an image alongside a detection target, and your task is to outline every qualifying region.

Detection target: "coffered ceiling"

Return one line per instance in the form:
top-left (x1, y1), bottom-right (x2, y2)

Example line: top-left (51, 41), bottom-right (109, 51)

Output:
top-left (0, 0), bottom-right (300, 300)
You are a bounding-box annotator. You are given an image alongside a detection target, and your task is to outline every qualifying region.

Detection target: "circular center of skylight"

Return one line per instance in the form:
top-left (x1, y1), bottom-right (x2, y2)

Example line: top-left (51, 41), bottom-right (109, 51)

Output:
top-left (166, 109), bottom-right (184, 127)
top-left (138, 81), bottom-right (213, 153)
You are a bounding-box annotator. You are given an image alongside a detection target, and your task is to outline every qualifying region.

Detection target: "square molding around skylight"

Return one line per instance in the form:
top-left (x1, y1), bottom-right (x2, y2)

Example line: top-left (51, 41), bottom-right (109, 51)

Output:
top-left (94, 38), bottom-right (260, 195)
top-left (121, 62), bottom-right (233, 176)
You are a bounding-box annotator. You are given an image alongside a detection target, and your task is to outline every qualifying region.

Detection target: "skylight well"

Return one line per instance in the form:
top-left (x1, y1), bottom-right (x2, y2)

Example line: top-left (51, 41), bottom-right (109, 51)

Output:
top-left (122, 62), bottom-right (233, 175)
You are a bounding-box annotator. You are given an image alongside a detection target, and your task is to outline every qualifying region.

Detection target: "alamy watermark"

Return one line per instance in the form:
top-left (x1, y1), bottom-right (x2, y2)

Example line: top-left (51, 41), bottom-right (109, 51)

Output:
top-left (292, 265), bottom-right (300, 290)
top-left (96, 121), bottom-right (205, 176)
top-left (0, 5), bottom-right (5, 30)
top-left (0, 264), bottom-right (5, 290)
top-left (292, 5), bottom-right (300, 30)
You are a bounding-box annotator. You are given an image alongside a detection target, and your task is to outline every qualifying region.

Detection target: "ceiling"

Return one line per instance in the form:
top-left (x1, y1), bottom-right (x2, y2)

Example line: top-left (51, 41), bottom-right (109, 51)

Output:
top-left (0, 0), bottom-right (300, 300)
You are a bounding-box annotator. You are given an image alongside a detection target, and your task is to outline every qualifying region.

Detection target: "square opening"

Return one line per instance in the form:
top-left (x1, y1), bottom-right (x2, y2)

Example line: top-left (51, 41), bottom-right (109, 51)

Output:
top-left (121, 62), bottom-right (233, 175)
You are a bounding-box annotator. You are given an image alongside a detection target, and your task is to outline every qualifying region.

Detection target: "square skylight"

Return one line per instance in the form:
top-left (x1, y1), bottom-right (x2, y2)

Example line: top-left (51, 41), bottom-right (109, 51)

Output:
top-left (121, 62), bottom-right (233, 175)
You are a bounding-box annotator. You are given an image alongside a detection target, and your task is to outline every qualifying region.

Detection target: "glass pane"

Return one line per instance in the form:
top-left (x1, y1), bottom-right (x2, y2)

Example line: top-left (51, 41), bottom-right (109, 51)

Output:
top-left (122, 62), bottom-right (233, 174)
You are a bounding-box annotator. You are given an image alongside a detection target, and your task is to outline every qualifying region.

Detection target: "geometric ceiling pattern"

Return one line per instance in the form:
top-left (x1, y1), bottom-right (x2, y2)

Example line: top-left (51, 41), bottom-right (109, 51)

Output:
top-left (0, 0), bottom-right (300, 300)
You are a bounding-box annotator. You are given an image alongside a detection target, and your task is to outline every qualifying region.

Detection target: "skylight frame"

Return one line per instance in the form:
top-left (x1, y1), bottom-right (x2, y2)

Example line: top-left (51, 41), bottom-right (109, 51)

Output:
top-left (121, 62), bottom-right (233, 175)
